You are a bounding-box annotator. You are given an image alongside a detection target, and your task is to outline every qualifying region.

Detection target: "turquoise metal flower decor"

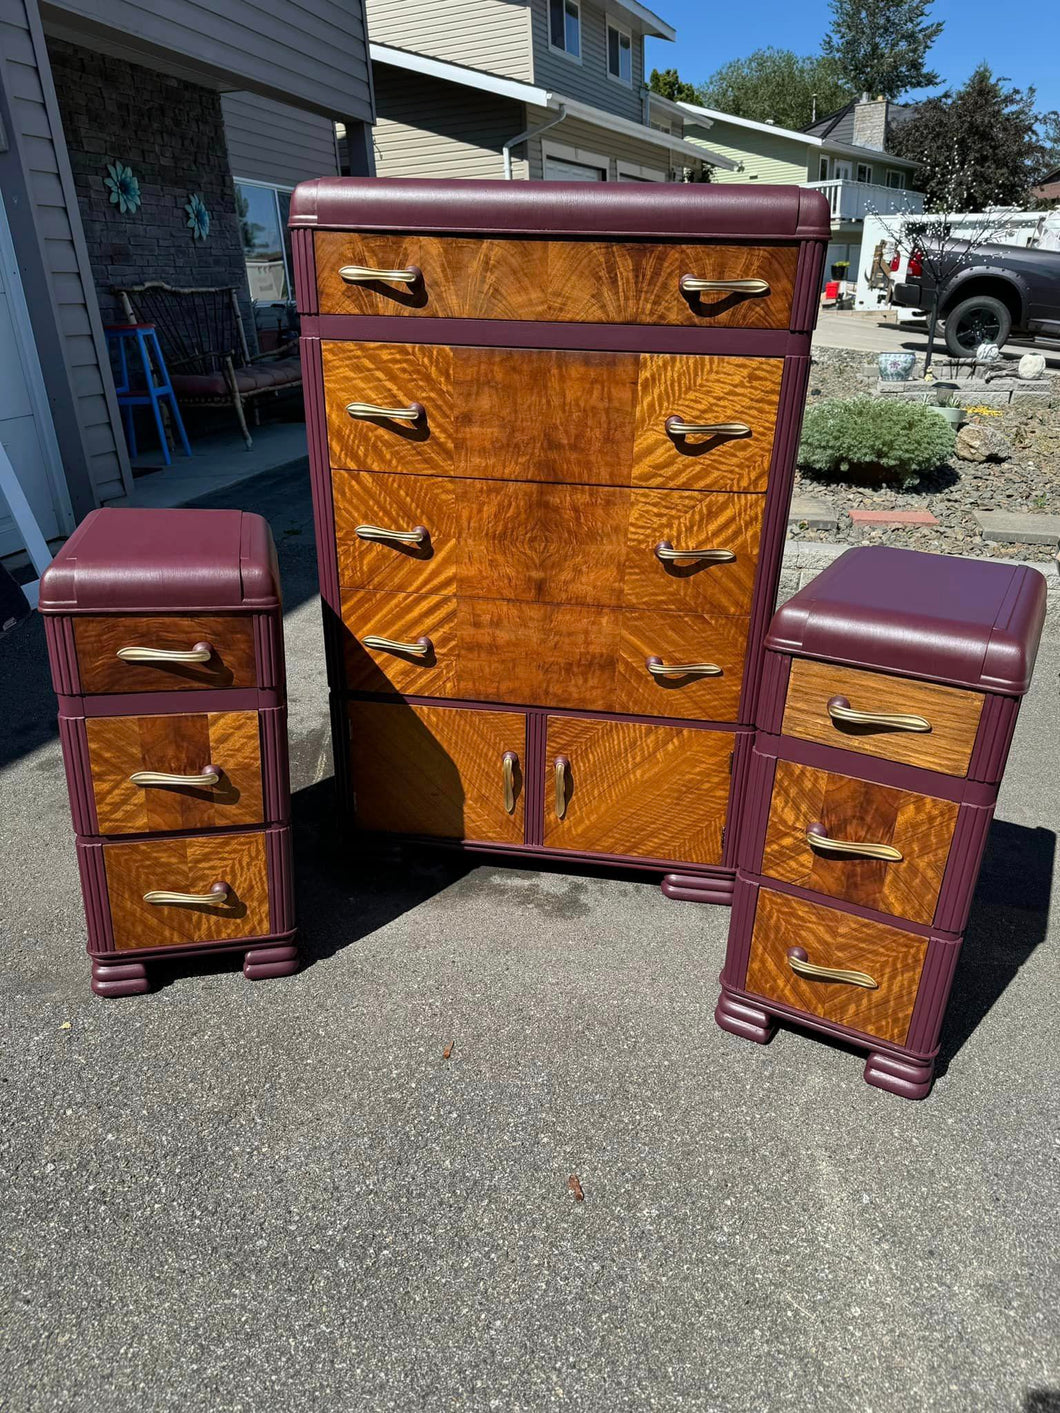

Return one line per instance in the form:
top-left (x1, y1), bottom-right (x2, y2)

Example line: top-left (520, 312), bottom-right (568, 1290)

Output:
top-left (103, 161), bottom-right (141, 215)
top-left (184, 193), bottom-right (211, 241)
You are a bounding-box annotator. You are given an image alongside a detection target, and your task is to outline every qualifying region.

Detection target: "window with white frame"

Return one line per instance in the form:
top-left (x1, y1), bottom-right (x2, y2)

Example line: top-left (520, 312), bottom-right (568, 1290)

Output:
top-left (856, 162), bottom-right (871, 183)
top-left (607, 18), bottom-right (632, 84)
top-left (235, 180), bottom-right (293, 302)
top-left (549, 0), bottom-right (581, 59)
top-left (818, 156), bottom-right (829, 180)
top-left (886, 169), bottom-right (907, 189)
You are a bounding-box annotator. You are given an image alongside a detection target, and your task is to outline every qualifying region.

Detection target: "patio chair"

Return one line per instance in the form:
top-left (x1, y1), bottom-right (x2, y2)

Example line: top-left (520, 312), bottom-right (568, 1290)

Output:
top-left (112, 282), bottom-right (301, 449)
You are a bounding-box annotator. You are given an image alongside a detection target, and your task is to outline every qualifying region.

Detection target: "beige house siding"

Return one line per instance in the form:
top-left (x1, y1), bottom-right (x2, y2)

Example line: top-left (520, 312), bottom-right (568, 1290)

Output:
top-left (222, 92), bottom-right (340, 187)
top-left (371, 65), bottom-right (527, 179)
top-left (0, 0), bottom-right (130, 510)
top-left (684, 117), bottom-right (809, 185)
top-left (365, 0), bottom-right (532, 81)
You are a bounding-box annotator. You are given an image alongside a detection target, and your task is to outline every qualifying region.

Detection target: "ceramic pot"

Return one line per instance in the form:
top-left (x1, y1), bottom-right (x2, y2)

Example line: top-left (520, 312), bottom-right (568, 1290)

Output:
top-left (1018, 352), bottom-right (1047, 381)
top-left (928, 405), bottom-right (967, 427)
top-left (878, 351), bottom-right (917, 382)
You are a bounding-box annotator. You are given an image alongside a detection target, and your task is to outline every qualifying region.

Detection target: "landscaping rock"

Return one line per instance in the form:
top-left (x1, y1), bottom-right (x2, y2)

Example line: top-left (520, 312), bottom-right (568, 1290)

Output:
top-left (955, 423), bottom-right (1014, 463)
top-left (973, 509), bottom-right (1060, 547)
top-left (1019, 352), bottom-right (1048, 380)
top-left (788, 496), bottom-right (837, 531)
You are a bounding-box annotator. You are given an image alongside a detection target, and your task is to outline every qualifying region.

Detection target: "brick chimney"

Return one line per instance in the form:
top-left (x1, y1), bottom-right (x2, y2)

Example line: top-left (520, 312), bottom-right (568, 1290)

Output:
top-left (852, 94), bottom-right (889, 151)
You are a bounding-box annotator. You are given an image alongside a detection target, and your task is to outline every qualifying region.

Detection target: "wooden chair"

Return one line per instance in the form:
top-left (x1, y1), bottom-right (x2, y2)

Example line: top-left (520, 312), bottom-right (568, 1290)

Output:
top-left (112, 283), bottom-right (301, 449)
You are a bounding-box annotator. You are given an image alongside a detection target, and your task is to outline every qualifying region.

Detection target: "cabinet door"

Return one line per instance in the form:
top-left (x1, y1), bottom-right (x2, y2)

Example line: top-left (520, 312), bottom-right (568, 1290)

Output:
top-left (348, 701), bottom-right (526, 845)
top-left (542, 716), bottom-right (733, 865)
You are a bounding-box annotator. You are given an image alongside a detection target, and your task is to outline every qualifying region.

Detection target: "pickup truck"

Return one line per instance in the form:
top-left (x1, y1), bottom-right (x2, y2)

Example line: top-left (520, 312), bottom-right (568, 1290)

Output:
top-left (891, 241), bottom-right (1060, 357)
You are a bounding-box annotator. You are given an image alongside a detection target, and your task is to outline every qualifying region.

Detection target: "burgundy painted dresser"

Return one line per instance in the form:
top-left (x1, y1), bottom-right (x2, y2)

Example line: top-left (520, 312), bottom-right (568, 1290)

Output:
top-left (717, 545), bottom-right (1047, 1098)
top-left (39, 508), bottom-right (296, 995)
top-left (289, 178), bottom-right (830, 899)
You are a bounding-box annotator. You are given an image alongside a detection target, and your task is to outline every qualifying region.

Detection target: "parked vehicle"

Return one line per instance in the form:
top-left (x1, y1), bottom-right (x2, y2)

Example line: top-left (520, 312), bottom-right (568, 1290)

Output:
top-left (891, 242), bottom-right (1060, 356)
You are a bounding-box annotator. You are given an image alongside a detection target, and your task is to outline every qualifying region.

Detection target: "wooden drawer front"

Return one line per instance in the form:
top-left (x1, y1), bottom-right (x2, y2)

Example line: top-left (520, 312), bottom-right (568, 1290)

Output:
top-left (74, 615), bottom-right (257, 694)
top-left (323, 342), bottom-right (781, 493)
top-left (103, 831), bottom-right (271, 951)
top-left (542, 717), bottom-right (733, 864)
top-left (745, 888), bottom-right (927, 1045)
top-left (333, 471), bottom-right (764, 616)
top-left (759, 759), bottom-right (959, 925)
top-left (782, 659), bottom-right (985, 777)
top-left (348, 701), bottom-right (525, 844)
top-left (340, 590), bottom-right (748, 720)
top-left (315, 233), bottom-right (799, 328)
top-left (85, 711), bottom-right (263, 836)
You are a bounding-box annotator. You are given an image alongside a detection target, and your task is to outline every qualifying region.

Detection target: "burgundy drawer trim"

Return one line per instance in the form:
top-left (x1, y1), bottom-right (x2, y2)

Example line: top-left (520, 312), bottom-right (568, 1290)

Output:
top-left (734, 868), bottom-right (954, 941)
top-left (751, 731), bottom-right (998, 805)
top-left (303, 336), bottom-right (341, 611)
top-left (723, 730), bottom-right (755, 869)
top-left (934, 801), bottom-right (995, 934)
top-left (291, 227), bottom-right (317, 317)
top-left (260, 706), bottom-right (292, 824)
top-left (904, 928), bottom-right (965, 1055)
top-left (345, 691), bottom-right (754, 734)
top-left (59, 714), bottom-right (97, 836)
top-left (524, 712), bottom-right (546, 848)
top-left (89, 928), bottom-right (297, 967)
top-left (60, 688), bottom-right (283, 717)
top-left (968, 692), bottom-right (1021, 783)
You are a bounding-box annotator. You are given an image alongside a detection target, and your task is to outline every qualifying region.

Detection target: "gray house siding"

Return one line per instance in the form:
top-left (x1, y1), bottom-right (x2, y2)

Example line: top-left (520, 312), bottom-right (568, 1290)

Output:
top-left (38, 0), bottom-right (374, 123)
top-left (222, 93), bottom-right (340, 187)
top-left (0, 0), bottom-right (130, 514)
top-left (530, 0), bottom-right (645, 123)
top-left (365, 0), bottom-right (532, 81)
top-left (372, 64), bottom-right (527, 180)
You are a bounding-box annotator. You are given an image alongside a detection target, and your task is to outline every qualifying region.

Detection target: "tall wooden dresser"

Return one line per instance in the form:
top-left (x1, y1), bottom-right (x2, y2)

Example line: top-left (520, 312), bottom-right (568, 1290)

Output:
top-left (290, 180), bottom-right (829, 900)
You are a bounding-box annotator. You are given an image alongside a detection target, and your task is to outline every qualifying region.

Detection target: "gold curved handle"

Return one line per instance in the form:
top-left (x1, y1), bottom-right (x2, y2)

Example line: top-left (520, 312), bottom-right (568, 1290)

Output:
top-left (339, 264), bottom-right (420, 284)
top-left (345, 401), bottom-right (424, 421)
top-left (665, 417), bottom-right (752, 438)
top-left (680, 276), bottom-right (771, 295)
top-left (646, 656), bottom-right (723, 678)
top-left (502, 751), bottom-right (517, 815)
top-left (654, 541), bottom-right (736, 564)
top-left (355, 523), bottom-right (428, 545)
top-left (787, 946), bottom-right (878, 990)
top-left (362, 634), bottom-right (433, 657)
top-left (554, 756), bottom-right (569, 821)
top-left (806, 825), bottom-right (902, 862)
top-left (116, 641), bottom-right (213, 664)
top-left (827, 695), bottom-right (931, 733)
top-left (129, 766), bottom-right (221, 789)
top-left (143, 881), bottom-right (230, 907)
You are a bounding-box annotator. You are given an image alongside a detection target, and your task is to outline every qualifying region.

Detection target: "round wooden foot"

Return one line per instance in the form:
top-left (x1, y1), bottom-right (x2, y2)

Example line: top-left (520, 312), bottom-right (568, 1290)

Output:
top-left (91, 958), bottom-right (150, 998)
top-left (243, 943), bottom-right (299, 981)
top-left (715, 989), bottom-right (777, 1045)
top-left (864, 1050), bottom-right (935, 1100)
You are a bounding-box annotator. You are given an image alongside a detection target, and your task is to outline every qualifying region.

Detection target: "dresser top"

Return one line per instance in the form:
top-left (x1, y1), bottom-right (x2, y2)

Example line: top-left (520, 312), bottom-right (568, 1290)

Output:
top-left (38, 509), bottom-right (281, 615)
top-left (289, 178), bottom-right (832, 242)
top-left (766, 546), bottom-right (1047, 696)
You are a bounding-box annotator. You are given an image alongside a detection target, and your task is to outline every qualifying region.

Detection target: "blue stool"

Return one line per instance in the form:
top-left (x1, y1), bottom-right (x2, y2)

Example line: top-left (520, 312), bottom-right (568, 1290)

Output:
top-left (105, 323), bottom-right (192, 466)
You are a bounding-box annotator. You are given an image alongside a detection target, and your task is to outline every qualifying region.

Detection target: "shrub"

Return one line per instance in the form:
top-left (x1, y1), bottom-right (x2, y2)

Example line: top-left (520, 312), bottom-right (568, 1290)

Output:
top-left (799, 397), bottom-right (955, 486)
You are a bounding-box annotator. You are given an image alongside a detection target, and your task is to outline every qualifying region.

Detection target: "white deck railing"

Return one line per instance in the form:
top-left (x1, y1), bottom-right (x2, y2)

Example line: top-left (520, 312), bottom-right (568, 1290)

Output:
top-left (802, 179), bottom-right (926, 223)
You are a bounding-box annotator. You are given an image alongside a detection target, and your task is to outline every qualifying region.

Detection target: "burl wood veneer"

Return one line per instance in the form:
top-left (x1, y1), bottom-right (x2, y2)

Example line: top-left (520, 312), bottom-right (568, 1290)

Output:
top-left (315, 233), bottom-right (799, 328)
top-left (292, 179), bottom-right (832, 896)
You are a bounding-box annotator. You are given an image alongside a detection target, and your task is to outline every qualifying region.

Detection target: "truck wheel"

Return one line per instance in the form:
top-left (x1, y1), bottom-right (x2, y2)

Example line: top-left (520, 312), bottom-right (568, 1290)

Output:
top-left (943, 295), bottom-right (1012, 356)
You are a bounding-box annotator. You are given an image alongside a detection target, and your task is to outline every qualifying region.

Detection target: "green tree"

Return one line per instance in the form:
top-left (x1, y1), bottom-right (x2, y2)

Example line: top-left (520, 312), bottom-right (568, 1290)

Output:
top-left (697, 47), bottom-right (853, 130)
top-left (890, 65), bottom-right (1049, 209)
top-left (648, 68), bottom-right (698, 104)
top-left (1040, 110), bottom-right (1060, 172)
top-left (822, 0), bottom-right (943, 99)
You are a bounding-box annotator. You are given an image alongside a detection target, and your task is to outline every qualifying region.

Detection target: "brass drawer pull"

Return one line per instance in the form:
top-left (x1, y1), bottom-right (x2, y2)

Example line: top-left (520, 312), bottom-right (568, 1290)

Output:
top-left (362, 634), bottom-right (433, 657)
top-left (355, 523), bottom-right (428, 546)
top-left (827, 695), bottom-right (931, 733)
top-left (786, 946), bottom-right (878, 990)
top-left (806, 823), bottom-right (902, 862)
top-left (502, 751), bottom-right (518, 814)
top-left (130, 766), bottom-right (221, 789)
top-left (680, 276), bottom-right (771, 296)
top-left (554, 755), bottom-right (570, 820)
top-left (646, 656), bottom-right (722, 678)
top-left (143, 880), bottom-right (230, 907)
top-left (665, 416), bottom-right (752, 439)
top-left (117, 641), bottom-right (213, 665)
top-left (345, 401), bottom-right (424, 422)
top-left (339, 264), bottom-right (420, 285)
top-left (655, 541), bottom-right (736, 564)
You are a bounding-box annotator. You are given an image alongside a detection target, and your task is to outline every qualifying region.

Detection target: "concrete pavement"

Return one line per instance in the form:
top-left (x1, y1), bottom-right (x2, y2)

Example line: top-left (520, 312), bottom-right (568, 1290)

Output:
top-left (1, 464), bottom-right (1058, 1412)
top-left (813, 309), bottom-right (1060, 368)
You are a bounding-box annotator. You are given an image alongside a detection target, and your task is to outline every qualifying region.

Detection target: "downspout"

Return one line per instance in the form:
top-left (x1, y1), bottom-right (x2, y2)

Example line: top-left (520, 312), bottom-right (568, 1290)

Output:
top-left (502, 103), bottom-right (567, 179)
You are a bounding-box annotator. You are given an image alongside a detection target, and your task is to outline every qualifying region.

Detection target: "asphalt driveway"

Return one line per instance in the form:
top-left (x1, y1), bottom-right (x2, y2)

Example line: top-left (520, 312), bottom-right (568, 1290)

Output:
top-left (1, 465), bottom-right (1058, 1412)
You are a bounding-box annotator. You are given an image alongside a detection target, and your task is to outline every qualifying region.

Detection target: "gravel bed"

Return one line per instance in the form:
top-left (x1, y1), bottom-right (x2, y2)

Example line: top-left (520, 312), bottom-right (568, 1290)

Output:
top-left (790, 348), bottom-right (1060, 562)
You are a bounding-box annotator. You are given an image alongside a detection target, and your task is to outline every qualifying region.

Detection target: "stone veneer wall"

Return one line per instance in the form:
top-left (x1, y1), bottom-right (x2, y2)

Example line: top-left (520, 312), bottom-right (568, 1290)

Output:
top-left (48, 38), bottom-right (252, 337)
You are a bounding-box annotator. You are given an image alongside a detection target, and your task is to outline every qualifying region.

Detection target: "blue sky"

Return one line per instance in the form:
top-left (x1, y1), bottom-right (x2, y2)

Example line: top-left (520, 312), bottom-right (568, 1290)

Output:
top-left (645, 0), bottom-right (1060, 116)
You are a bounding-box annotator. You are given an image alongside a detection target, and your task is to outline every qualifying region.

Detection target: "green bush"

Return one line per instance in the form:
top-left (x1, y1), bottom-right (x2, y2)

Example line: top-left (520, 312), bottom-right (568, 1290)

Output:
top-left (799, 397), bottom-right (955, 486)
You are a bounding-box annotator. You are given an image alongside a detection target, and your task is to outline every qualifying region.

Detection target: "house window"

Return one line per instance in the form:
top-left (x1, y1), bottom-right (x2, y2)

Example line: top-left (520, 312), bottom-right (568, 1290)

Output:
top-left (607, 20), bottom-right (632, 84)
top-left (886, 170), bottom-right (907, 189)
top-left (235, 181), bottom-right (293, 304)
top-left (856, 162), bottom-right (871, 183)
top-left (549, 0), bottom-right (581, 59)
top-left (818, 156), bottom-right (829, 180)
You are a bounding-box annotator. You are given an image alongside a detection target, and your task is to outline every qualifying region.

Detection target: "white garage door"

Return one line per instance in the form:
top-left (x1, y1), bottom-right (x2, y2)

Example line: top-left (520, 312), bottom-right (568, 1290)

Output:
top-left (544, 156), bottom-right (606, 181)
